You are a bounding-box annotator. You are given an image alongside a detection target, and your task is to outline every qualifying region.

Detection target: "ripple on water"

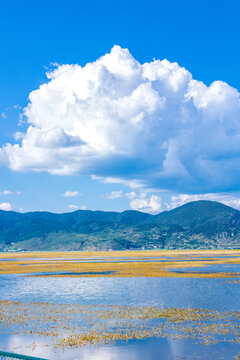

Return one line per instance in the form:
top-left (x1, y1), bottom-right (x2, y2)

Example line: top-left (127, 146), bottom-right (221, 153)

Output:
top-left (0, 275), bottom-right (239, 311)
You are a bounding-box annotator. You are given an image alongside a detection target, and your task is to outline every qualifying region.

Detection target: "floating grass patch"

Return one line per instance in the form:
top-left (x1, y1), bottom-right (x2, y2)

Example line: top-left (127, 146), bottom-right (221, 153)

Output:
top-left (0, 301), bottom-right (240, 352)
top-left (0, 261), bottom-right (239, 278)
top-left (0, 251), bottom-right (240, 278)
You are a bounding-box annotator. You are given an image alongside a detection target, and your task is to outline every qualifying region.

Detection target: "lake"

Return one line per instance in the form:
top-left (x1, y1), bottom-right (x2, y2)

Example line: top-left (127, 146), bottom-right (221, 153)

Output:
top-left (0, 251), bottom-right (240, 360)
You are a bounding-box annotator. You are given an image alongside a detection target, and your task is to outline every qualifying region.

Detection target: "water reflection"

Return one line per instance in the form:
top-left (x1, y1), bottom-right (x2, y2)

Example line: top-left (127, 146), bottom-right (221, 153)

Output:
top-left (0, 334), bottom-right (239, 360)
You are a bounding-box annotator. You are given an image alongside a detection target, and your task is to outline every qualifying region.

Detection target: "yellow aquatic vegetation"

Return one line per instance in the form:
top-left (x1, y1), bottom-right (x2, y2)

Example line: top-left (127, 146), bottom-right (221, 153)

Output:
top-left (0, 301), bottom-right (240, 351)
top-left (1, 249), bottom-right (240, 259)
top-left (0, 250), bottom-right (240, 277)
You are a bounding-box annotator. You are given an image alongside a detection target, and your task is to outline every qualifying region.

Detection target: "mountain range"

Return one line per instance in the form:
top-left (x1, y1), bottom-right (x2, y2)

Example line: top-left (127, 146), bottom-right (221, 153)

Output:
top-left (1, 200), bottom-right (240, 251)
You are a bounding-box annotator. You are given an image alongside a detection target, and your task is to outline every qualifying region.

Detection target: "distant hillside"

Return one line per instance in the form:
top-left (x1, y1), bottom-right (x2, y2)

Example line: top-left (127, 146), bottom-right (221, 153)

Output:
top-left (1, 200), bottom-right (240, 251)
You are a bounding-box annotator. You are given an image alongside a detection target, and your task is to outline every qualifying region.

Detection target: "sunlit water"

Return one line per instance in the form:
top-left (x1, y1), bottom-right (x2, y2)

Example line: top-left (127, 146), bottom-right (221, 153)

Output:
top-left (1, 260), bottom-right (240, 359)
top-left (0, 274), bottom-right (239, 310)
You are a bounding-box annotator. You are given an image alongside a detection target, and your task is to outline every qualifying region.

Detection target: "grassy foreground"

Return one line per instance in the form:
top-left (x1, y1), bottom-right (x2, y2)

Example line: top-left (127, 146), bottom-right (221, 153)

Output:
top-left (1, 299), bottom-right (240, 360)
top-left (1, 301), bottom-right (240, 351)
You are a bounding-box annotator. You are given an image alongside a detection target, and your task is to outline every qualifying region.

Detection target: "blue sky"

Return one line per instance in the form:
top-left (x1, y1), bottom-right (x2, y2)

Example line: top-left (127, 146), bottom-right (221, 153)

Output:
top-left (1, 0), bottom-right (240, 213)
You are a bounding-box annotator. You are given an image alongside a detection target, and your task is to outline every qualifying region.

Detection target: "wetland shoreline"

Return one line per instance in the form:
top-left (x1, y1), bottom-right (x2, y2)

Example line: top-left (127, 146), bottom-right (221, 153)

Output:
top-left (1, 250), bottom-right (240, 359)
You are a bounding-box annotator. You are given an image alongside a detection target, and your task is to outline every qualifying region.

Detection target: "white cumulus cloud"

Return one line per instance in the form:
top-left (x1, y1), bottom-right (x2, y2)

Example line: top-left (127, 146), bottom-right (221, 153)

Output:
top-left (80, 205), bottom-right (87, 210)
top-left (0, 190), bottom-right (21, 195)
top-left (0, 202), bottom-right (13, 211)
top-left (129, 194), bottom-right (164, 214)
top-left (68, 204), bottom-right (87, 211)
top-left (125, 191), bottom-right (137, 199)
top-left (68, 204), bottom-right (79, 210)
top-left (170, 193), bottom-right (240, 210)
top-left (128, 192), bottom-right (240, 214)
top-left (0, 190), bottom-right (13, 195)
top-left (62, 190), bottom-right (81, 197)
top-left (1, 46), bottom-right (240, 193)
top-left (106, 190), bottom-right (123, 199)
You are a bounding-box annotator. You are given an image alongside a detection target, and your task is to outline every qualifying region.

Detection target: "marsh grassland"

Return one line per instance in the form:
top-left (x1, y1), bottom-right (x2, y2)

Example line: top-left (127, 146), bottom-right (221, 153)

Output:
top-left (1, 249), bottom-right (240, 277)
top-left (0, 250), bottom-right (240, 359)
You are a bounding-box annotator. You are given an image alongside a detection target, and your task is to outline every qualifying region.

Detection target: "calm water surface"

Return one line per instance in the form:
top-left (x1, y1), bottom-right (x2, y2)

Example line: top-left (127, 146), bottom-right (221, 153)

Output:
top-left (170, 263), bottom-right (240, 274)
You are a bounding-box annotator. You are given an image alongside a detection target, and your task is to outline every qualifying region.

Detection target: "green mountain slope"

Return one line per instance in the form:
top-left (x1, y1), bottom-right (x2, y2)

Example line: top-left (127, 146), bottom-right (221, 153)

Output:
top-left (1, 200), bottom-right (240, 251)
top-left (154, 200), bottom-right (240, 234)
